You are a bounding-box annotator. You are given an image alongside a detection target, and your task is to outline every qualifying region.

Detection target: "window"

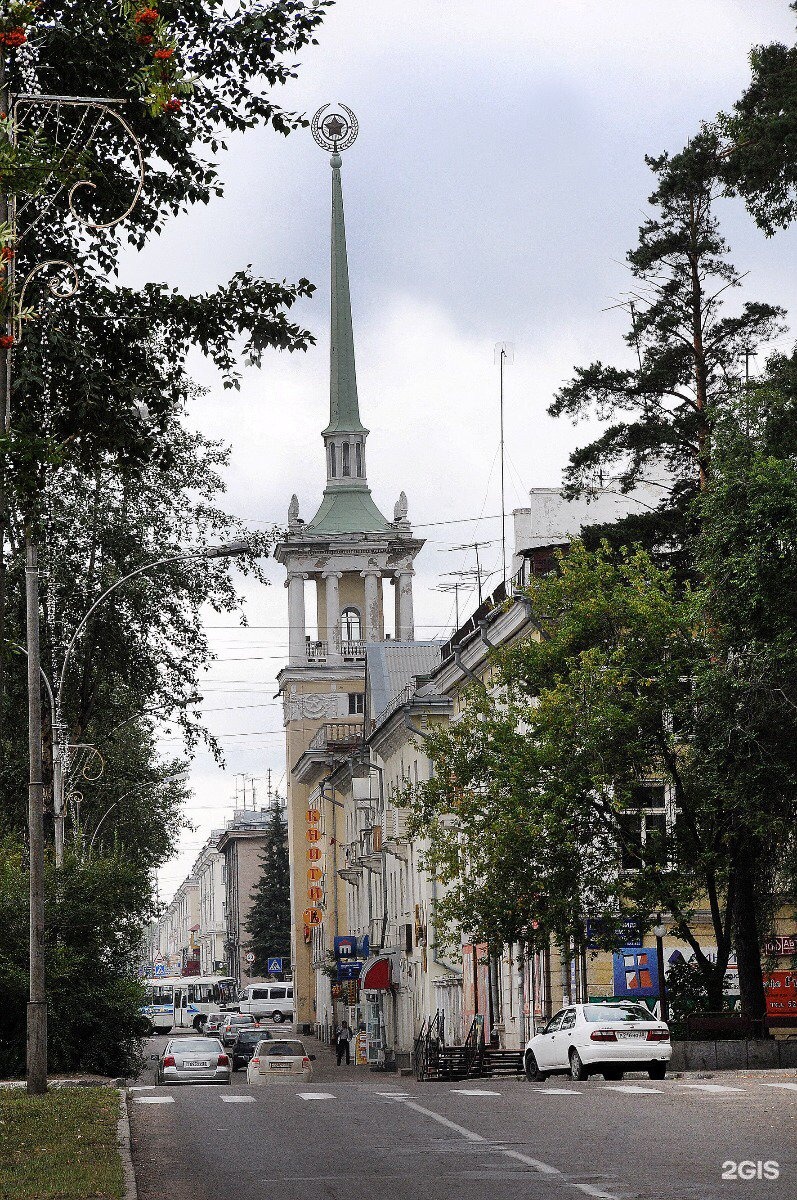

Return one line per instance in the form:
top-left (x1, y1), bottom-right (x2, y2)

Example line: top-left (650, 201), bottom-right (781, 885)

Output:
top-left (342, 442), bottom-right (351, 476)
top-left (544, 1010), bottom-right (565, 1034)
top-left (269, 987), bottom-right (287, 1000)
top-left (560, 1009), bottom-right (576, 1030)
top-left (252, 988), bottom-right (269, 1000)
top-left (348, 692), bottom-right (365, 715)
top-left (329, 443), bottom-right (336, 477)
top-left (341, 607), bottom-right (361, 642)
top-left (620, 784), bottom-right (668, 869)
top-left (355, 442), bottom-right (363, 477)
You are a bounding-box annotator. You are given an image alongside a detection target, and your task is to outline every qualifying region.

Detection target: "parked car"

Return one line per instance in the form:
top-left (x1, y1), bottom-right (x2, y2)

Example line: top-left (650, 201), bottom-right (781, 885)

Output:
top-left (231, 1027), bottom-right (272, 1071)
top-left (246, 1038), bottom-right (315, 1085)
top-left (237, 982), bottom-right (295, 1024)
top-left (152, 1037), bottom-right (231, 1085)
top-left (524, 1002), bottom-right (671, 1082)
top-left (220, 1013), bottom-right (258, 1047)
top-left (204, 1013), bottom-right (225, 1039)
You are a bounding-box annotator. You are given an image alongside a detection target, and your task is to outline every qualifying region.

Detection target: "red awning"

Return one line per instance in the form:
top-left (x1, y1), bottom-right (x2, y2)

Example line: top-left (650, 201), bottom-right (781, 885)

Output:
top-left (360, 955), bottom-right (392, 990)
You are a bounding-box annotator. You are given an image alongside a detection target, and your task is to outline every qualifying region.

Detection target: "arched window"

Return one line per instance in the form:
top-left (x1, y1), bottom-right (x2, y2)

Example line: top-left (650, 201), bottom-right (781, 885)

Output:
top-left (355, 441), bottom-right (363, 477)
top-left (328, 444), bottom-right (337, 478)
top-left (341, 607), bottom-right (361, 642)
top-left (342, 442), bottom-right (351, 477)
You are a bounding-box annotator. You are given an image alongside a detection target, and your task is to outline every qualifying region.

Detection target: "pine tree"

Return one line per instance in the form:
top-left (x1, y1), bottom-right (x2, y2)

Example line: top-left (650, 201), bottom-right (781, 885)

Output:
top-left (245, 806), bottom-right (291, 976)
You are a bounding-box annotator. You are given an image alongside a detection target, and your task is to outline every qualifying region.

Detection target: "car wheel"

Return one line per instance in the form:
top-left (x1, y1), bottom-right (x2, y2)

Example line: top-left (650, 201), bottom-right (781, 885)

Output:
top-left (524, 1051), bottom-right (546, 1082)
top-left (648, 1062), bottom-right (667, 1080)
top-left (602, 1067), bottom-right (623, 1080)
top-left (272, 1011), bottom-right (285, 1023)
top-left (569, 1049), bottom-right (589, 1081)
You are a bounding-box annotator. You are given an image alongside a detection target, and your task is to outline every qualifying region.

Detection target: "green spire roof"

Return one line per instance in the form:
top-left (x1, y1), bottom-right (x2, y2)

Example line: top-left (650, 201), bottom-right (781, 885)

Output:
top-left (305, 486), bottom-right (392, 536)
top-left (323, 154), bottom-right (367, 436)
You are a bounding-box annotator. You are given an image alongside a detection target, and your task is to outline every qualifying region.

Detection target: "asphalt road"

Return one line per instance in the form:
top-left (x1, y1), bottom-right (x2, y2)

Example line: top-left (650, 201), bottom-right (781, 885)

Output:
top-left (129, 1032), bottom-right (797, 1200)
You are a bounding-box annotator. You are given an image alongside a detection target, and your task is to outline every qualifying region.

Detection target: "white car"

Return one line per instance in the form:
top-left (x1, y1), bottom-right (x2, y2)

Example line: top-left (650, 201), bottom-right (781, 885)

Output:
top-left (524, 1002), bottom-right (671, 1082)
top-left (246, 1038), bottom-right (315, 1085)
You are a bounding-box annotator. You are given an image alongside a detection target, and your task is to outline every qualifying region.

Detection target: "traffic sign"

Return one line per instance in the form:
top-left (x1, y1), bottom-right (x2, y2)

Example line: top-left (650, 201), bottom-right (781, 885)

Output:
top-left (154, 963), bottom-right (166, 976)
top-left (245, 951), bottom-right (255, 963)
top-left (267, 957), bottom-right (283, 974)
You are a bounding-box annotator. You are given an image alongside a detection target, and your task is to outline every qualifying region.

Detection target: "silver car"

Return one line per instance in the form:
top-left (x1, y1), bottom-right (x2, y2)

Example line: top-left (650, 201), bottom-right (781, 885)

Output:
top-left (153, 1036), bottom-right (232, 1085)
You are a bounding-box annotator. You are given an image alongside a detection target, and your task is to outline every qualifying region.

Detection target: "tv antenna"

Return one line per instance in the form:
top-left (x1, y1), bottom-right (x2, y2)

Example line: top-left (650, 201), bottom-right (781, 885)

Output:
top-left (495, 342), bottom-right (515, 585)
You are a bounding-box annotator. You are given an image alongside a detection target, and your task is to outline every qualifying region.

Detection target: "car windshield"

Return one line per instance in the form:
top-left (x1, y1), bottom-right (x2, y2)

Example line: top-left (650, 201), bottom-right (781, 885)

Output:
top-left (169, 1039), bottom-right (219, 1054)
top-left (583, 1004), bottom-right (657, 1023)
top-left (264, 1042), bottom-right (305, 1057)
top-left (235, 1030), bottom-right (269, 1045)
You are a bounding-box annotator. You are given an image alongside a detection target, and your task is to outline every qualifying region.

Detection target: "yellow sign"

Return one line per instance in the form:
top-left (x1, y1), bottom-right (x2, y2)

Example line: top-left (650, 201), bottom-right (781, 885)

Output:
top-left (307, 885), bottom-right (323, 902)
top-left (307, 867), bottom-right (323, 882)
top-left (306, 808), bottom-right (321, 823)
top-left (303, 908), bottom-right (322, 926)
top-left (306, 828), bottom-right (321, 843)
top-left (307, 846), bottom-right (322, 862)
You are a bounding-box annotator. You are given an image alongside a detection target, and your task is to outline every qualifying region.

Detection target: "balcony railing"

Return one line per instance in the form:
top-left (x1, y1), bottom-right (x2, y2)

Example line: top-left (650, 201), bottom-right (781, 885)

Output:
top-left (309, 721), bottom-right (364, 752)
top-left (305, 639), bottom-right (366, 663)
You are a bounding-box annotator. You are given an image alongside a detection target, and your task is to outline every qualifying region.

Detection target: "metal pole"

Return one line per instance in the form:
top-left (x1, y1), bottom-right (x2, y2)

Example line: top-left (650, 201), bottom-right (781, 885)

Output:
top-left (25, 533), bottom-right (47, 1093)
top-left (654, 912), bottom-right (669, 1023)
top-left (499, 347), bottom-right (506, 586)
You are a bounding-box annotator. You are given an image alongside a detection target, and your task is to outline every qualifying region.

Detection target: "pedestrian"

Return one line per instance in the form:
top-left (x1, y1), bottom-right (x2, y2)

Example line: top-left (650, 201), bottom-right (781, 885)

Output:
top-left (335, 1019), bottom-right (353, 1066)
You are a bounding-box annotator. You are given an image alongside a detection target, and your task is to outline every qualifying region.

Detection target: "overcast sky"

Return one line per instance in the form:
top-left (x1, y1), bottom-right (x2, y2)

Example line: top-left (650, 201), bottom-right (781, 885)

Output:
top-left (144, 0), bottom-right (797, 899)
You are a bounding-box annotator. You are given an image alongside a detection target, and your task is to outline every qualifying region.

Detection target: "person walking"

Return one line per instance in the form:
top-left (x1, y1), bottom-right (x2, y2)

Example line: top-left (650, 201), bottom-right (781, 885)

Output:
top-left (335, 1019), bottom-right (353, 1066)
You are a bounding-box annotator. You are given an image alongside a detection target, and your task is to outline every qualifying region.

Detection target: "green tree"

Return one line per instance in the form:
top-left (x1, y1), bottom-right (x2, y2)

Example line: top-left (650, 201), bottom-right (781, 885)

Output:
top-left (549, 138), bottom-right (783, 567)
top-left (245, 806), bottom-right (291, 976)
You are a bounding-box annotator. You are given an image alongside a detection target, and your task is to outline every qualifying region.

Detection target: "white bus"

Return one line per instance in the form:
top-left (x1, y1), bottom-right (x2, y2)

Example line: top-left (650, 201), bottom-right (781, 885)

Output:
top-left (141, 975), bottom-right (238, 1034)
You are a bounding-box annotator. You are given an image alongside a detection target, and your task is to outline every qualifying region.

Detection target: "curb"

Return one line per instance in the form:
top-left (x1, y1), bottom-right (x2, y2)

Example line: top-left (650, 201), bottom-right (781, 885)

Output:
top-left (117, 1089), bottom-right (138, 1200)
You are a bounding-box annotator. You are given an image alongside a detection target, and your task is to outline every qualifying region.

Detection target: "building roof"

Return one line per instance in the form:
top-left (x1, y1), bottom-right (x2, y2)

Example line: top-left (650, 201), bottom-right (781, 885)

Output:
top-left (366, 641), bottom-right (442, 724)
top-left (305, 482), bottom-right (392, 536)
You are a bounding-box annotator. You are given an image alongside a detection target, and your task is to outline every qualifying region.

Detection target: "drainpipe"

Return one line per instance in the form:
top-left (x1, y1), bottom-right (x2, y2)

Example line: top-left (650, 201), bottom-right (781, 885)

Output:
top-left (515, 595), bottom-right (551, 642)
top-left (453, 642), bottom-right (484, 688)
top-left (403, 709), bottom-right (430, 741)
top-left (478, 620), bottom-right (495, 650)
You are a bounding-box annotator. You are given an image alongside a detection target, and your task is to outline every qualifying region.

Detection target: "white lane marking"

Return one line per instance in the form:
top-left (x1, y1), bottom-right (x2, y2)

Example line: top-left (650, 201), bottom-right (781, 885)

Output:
top-left (681, 1084), bottom-right (742, 1093)
top-left (450, 1088), bottom-right (501, 1096)
top-left (220, 1095), bottom-right (256, 1103)
top-left (388, 1096), bottom-right (624, 1200)
top-left (297, 1091), bottom-right (335, 1100)
top-left (128, 1085), bottom-right (156, 1092)
top-left (764, 1082), bottom-right (797, 1092)
top-left (602, 1085), bottom-right (663, 1094)
top-left (536, 1088), bottom-right (583, 1095)
top-left (134, 1096), bottom-right (175, 1105)
top-left (377, 1092), bottom-right (410, 1097)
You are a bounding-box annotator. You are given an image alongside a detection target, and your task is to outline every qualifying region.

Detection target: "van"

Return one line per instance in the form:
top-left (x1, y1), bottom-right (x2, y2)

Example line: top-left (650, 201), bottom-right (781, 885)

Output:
top-left (237, 982), bottom-right (295, 1023)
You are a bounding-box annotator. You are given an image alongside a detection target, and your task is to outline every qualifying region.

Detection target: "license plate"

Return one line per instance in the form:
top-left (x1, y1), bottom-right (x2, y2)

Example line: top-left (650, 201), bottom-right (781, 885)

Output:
top-left (618, 1032), bottom-right (645, 1040)
top-left (269, 1062), bottom-right (290, 1070)
top-left (185, 1060), bottom-right (211, 1067)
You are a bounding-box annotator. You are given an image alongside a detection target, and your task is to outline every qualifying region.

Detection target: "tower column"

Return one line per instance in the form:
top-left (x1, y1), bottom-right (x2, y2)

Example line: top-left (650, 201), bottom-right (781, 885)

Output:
top-left (287, 573), bottom-right (307, 665)
top-left (362, 571), bottom-right (381, 642)
top-left (396, 570), bottom-right (415, 641)
top-left (324, 571), bottom-right (342, 660)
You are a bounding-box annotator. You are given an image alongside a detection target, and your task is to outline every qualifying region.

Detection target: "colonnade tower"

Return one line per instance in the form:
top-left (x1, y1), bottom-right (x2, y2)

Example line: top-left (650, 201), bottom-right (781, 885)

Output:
top-left (274, 107), bottom-right (423, 1025)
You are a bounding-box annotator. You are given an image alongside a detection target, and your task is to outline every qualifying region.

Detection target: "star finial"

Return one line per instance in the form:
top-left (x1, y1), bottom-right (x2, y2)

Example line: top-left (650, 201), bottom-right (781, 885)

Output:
top-left (312, 104), bottom-right (359, 154)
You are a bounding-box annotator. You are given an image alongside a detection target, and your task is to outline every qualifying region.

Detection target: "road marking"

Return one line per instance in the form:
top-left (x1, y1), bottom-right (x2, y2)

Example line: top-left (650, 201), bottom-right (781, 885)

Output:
top-left (134, 1096), bottom-right (175, 1104)
top-left (536, 1088), bottom-right (583, 1095)
top-left (764, 1082), bottom-right (797, 1092)
top-left (377, 1092), bottom-right (410, 1097)
top-left (129, 1085), bottom-right (156, 1092)
top-left (297, 1091), bottom-right (335, 1100)
top-left (573, 1186), bottom-right (623, 1199)
top-left (602, 1085), bottom-right (663, 1094)
top-left (220, 1095), bottom-right (256, 1103)
top-left (681, 1083), bottom-right (742, 1093)
top-left (450, 1088), bottom-right (501, 1096)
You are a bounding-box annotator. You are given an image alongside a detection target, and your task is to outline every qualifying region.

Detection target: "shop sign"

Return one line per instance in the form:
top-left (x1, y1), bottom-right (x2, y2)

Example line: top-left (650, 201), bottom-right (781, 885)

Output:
top-left (303, 908), bottom-right (322, 926)
top-left (764, 937), bottom-right (797, 958)
top-left (612, 947), bottom-right (660, 998)
top-left (337, 962), bottom-right (362, 982)
top-left (764, 971), bottom-right (797, 1018)
top-left (586, 917), bottom-right (643, 949)
top-left (334, 935), bottom-right (358, 960)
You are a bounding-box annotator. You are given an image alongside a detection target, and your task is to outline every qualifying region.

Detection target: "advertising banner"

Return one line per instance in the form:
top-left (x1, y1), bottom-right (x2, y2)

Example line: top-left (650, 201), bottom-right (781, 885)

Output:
top-left (612, 947), bottom-right (660, 998)
top-left (764, 971), bottom-right (797, 1018)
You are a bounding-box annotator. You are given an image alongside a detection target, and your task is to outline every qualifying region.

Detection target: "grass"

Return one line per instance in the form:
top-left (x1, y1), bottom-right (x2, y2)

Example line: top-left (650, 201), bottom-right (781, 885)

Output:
top-left (0, 1086), bottom-right (124, 1200)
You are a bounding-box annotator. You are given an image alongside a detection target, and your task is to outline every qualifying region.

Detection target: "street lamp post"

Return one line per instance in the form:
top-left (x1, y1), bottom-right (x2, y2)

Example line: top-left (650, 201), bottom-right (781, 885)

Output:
top-left (653, 914), bottom-right (669, 1023)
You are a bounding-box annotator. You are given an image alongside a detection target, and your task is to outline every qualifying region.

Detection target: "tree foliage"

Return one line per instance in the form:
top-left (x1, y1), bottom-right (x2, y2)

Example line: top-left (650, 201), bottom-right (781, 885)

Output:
top-left (244, 805), bottom-right (291, 976)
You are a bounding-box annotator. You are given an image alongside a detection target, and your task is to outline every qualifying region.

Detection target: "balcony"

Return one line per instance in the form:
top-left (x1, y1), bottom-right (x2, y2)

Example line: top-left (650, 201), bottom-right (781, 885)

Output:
top-left (305, 639), bottom-right (366, 663)
top-left (308, 721), bottom-right (364, 752)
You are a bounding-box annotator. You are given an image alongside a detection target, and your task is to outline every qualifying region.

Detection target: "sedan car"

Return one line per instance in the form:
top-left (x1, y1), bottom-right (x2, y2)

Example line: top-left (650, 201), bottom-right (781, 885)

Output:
top-left (220, 1013), bottom-right (258, 1047)
top-left (153, 1037), bottom-right (232, 1085)
top-left (204, 1013), bottom-right (225, 1039)
top-left (246, 1039), bottom-right (316, 1085)
top-left (524, 1002), bottom-right (671, 1082)
top-left (231, 1027), bottom-right (272, 1071)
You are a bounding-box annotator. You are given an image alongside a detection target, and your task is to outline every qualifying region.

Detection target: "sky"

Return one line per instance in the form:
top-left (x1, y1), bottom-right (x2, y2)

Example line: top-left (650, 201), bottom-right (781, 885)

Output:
top-left (144, 0), bottom-right (797, 899)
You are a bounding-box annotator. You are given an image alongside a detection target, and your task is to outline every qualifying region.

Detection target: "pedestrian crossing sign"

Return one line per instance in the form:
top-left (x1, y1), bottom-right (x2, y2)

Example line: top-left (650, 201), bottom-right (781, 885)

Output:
top-left (267, 957), bottom-right (283, 974)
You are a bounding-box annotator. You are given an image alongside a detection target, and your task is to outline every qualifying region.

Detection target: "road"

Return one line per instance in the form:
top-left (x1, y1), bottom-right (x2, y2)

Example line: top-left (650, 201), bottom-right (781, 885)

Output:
top-left (129, 1032), bottom-right (797, 1200)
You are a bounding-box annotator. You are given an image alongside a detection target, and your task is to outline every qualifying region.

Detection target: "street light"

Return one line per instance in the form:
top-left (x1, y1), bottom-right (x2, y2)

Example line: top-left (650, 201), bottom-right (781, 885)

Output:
top-left (653, 913), bottom-right (669, 1023)
top-left (52, 539), bottom-right (257, 863)
top-left (85, 769), bottom-right (190, 860)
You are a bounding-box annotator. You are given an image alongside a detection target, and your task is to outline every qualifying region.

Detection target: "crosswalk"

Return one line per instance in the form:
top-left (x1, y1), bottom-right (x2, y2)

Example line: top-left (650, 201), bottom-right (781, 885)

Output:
top-left (129, 1078), bottom-right (797, 1105)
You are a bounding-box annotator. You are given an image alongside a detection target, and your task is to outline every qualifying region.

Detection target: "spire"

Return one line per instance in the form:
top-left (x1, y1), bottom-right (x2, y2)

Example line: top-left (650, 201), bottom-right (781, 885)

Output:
top-left (303, 104), bottom-right (392, 537)
top-left (324, 152), bottom-right (367, 437)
